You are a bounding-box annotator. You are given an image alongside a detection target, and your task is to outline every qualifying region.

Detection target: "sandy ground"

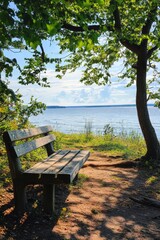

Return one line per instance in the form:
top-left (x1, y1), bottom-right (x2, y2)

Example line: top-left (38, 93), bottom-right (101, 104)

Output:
top-left (0, 152), bottom-right (160, 240)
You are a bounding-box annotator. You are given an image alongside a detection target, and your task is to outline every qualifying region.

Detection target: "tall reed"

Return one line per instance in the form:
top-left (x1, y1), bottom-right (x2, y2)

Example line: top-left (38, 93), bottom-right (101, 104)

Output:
top-left (84, 120), bottom-right (93, 141)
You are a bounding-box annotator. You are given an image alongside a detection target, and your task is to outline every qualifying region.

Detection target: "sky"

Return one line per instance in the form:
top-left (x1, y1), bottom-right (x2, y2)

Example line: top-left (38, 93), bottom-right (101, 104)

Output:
top-left (7, 41), bottom-right (137, 106)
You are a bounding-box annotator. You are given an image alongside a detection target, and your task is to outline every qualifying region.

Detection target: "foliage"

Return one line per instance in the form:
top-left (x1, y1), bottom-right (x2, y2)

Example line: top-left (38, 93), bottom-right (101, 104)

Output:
top-left (1, 0), bottom-right (62, 84)
top-left (103, 124), bottom-right (114, 137)
top-left (2, 1), bottom-right (159, 97)
top-left (0, 1), bottom-right (50, 133)
top-left (53, 129), bottom-right (146, 159)
top-left (146, 175), bottom-right (159, 185)
top-left (54, 1), bottom-right (160, 87)
top-left (1, 0), bottom-right (160, 160)
top-left (0, 80), bottom-right (46, 135)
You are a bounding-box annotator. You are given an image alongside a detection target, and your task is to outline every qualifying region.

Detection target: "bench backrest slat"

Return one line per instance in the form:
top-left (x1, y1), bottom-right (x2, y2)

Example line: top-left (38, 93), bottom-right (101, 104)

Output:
top-left (7, 125), bottom-right (53, 142)
top-left (3, 125), bottom-right (55, 178)
top-left (14, 135), bottom-right (55, 157)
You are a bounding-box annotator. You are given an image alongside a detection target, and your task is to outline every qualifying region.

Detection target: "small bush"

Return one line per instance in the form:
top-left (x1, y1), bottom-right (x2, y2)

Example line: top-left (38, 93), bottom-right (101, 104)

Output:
top-left (103, 124), bottom-right (114, 136)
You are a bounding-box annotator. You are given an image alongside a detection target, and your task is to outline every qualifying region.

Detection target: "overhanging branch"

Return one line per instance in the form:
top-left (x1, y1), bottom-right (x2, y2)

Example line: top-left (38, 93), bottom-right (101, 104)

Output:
top-left (63, 2), bottom-right (143, 55)
top-left (147, 46), bottom-right (158, 59)
top-left (121, 40), bottom-right (140, 55)
top-left (142, 6), bottom-right (157, 35)
top-left (40, 44), bottom-right (45, 62)
top-left (112, 1), bottom-right (121, 31)
top-left (112, 1), bottom-right (140, 54)
top-left (62, 22), bottom-right (100, 32)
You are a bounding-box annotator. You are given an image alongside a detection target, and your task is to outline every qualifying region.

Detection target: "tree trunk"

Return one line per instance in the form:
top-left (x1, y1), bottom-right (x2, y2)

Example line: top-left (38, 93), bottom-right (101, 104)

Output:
top-left (136, 50), bottom-right (160, 163)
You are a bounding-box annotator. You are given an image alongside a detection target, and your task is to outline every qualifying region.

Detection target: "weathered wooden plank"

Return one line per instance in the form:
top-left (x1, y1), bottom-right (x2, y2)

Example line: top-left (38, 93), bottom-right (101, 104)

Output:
top-left (14, 135), bottom-right (55, 157)
top-left (7, 125), bottom-right (53, 141)
top-left (44, 150), bottom-right (80, 174)
top-left (25, 150), bottom-right (70, 174)
top-left (58, 151), bottom-right (90, 182)
top-left (3, 123), bottom-right (90, 214)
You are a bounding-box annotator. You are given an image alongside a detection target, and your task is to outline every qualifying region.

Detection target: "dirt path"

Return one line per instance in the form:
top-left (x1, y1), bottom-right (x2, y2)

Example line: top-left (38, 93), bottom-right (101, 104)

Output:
top-left (0, 153), bottom-right (160, 240)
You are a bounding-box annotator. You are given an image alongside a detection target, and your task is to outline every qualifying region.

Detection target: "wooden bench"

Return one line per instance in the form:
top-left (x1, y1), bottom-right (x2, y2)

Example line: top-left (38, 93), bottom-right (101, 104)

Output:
top-left (3, 125), bottom-right (90, 214)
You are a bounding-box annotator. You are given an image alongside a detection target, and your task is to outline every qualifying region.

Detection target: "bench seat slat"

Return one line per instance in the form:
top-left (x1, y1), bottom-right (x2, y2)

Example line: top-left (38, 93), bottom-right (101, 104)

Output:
top-left (24, 150), bottom-right (80, 175)
top-left (14, 135), bottom-right (55, 157)
top-left (23, 150), bottom-right (90, 184)
top-left (44, 150), bottom-right (80, 175)
top-left (25, 150), bottom-right (70, 174)
top-left (58, 150), bottom-right (90, 182)
top-left (8, 125), bottom-right (53, 141)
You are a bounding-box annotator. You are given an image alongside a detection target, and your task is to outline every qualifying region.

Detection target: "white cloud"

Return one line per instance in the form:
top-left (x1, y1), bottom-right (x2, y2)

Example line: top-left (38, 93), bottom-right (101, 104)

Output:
top-left (5, 38), bottom-right (159, 107)
top-left (8, 65), bottom-right (137, 106)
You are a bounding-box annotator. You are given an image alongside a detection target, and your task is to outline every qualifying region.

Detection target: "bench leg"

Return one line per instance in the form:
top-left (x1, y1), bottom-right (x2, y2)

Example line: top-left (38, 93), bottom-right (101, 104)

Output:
top-left (73, 173), bottom-right (79, 185)
top-left (13, 181), bottom-right (27, 214)
top-left (43, 184), bottom-right (55, 214)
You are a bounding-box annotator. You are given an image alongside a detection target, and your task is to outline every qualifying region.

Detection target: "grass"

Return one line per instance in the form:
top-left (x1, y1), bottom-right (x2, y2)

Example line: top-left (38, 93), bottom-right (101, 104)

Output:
top-left (69, 173), bottom-right (89, 190)
top-left (60, 207), bottom-right (71, 220)
top-left (53, 130), bottom-right (146, 160)
top-left (146, 175), bottom-right (159, 185)
top-left (0, 128), bottom-right (146, 188)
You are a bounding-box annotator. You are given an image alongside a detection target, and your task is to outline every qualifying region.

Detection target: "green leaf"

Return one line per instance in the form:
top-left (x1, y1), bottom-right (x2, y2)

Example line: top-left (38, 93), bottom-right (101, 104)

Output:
top-left (29, 41), bottom-right (41, 49)
top-left (78, 40), bottom-right (84, 49)
top-left (46, 22), bottom-right (60, 35)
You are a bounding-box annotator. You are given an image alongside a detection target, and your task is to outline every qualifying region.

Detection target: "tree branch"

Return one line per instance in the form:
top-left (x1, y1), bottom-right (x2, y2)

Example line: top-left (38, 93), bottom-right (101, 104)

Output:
top-left (130, 196), bottom-right (160, 208)
top-left (40, 44), bottom-right (45, 62)
top-left (63, 2), bottom-right (144, 55)
top-left (112, 1), bottom-right (121, 31)
top-left (62, 22), bottom-right (100, 32)
top-left (112, 1), bottom-right (140, 54)
top-left (142, 6), bottom-right (157, 35)
top-left (144, 5), bottom-right (159, 59)
top-left (141, 6), bottom-right (158, 50)
top-left (121, 40), bottom-right (140, 55)
top-left (147, 46), bottom-right (158, 59)
top-left (0, 115), bottom-right (8, 122)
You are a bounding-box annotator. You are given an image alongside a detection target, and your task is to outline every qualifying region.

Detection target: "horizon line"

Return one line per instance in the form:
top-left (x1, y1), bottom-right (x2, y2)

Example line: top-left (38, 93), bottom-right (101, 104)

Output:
top-left (46, 103), bottom-right (154, 108)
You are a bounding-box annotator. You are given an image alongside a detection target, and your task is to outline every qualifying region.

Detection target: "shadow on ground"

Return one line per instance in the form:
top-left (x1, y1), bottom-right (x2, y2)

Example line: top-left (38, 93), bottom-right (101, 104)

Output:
top-left (1, 153), bottom-right (160, 240)
top-left (0, 184), bottom-right (70, 239)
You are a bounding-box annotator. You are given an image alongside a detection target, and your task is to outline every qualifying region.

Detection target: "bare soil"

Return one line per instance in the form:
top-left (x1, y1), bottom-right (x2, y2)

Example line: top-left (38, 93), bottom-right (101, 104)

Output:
top-left (0, 152), bottom-right (160, 240)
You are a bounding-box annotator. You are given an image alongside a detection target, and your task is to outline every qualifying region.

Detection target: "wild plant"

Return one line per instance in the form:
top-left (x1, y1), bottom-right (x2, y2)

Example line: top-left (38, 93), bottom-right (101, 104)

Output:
top-left (84, 120), bottom-right (93, 141)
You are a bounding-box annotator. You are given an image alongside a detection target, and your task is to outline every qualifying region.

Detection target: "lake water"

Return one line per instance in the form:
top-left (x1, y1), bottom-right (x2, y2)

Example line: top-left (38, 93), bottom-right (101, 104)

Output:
top-left (29, 106), bottom-right (160, 138)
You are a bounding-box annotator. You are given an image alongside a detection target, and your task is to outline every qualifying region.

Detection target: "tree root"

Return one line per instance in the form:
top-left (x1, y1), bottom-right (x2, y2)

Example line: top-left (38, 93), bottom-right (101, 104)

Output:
top-left (136, 155), bottom-right (160, 168)
top-left (83, 160), bottom-right (138, 168)
top-left (130, 196), bottom-right (160, 208)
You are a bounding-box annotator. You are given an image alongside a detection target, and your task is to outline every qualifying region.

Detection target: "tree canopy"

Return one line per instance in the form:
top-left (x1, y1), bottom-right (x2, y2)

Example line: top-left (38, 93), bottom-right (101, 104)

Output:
top-left (1, 1), bottom-right (160, 89)
top-left (1, 0), bottom-right (160, 162)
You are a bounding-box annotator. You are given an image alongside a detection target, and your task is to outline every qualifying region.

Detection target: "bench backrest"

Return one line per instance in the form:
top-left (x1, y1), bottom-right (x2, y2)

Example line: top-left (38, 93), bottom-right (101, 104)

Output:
top-left (3, 125), bottom-right (55, 179)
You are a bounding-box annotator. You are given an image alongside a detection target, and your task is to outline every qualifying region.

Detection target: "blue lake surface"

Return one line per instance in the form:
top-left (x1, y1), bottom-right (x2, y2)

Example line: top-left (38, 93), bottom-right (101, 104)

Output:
top-left (29, 106), bottom-right (160, 138)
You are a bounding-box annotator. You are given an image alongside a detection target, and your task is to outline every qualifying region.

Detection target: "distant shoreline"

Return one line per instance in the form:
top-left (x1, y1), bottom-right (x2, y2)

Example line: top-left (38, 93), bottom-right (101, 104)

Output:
top-left (46, 104), bottom-right (154, 109)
